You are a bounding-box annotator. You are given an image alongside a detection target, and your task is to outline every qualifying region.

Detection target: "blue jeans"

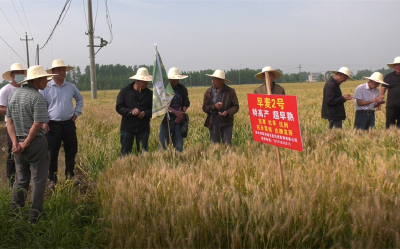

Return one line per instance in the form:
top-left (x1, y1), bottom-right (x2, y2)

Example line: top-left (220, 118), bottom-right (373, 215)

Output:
top-left (120, 130), bottom-right (149, 156)
top-left (354, 110), bottom-right (375, 130)
top-left (159, 120), bottom-right (183, 152)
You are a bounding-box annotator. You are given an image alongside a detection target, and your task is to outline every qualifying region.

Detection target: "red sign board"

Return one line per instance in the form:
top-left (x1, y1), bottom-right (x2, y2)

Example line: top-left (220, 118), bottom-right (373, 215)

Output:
top-left (247, 94), bottom-right (303, 152)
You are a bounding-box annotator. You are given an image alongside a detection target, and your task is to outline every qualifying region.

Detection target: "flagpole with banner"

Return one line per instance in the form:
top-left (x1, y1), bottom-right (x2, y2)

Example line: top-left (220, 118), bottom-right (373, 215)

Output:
top-left (151, 44), bottom-right (175, 143)
top-left (151, 44), bottom-right (174, 119)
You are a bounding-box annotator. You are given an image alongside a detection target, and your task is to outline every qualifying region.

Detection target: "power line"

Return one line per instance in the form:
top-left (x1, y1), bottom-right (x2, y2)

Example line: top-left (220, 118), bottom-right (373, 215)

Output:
top-left (11, 0), bottom-right (27, 33)
top-left (0, 36), bottom-right (27, 63)
top-left (0, 7), bottom-right (22, 39)
top-left (82, 0), bottom-right (89, 32)
top-left (20, 0), bottom-right (34, 39)
top-left (93, 0), bottom-right (98, 32)
top-left (19, 0), bottom-right (34, 62)
top-left (281, 67), bottom-right (299, 71)
top-left (105, 0), bottom-right (113, 43)
top-left (40, 0), bottom-right (73, 50)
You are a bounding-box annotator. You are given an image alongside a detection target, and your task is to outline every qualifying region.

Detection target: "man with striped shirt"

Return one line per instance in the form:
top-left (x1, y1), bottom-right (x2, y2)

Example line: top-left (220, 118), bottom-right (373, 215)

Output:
top-left (7, 65), bottom-right (56, 224)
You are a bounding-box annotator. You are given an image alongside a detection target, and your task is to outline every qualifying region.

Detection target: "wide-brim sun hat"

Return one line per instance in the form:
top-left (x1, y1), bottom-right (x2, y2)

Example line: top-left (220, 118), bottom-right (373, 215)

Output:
top-left (19, 65), bottom-right (58, 84)
top-left (363, 72), bottom-right (388, 85)
top-left (254, 66), bottom-right (282, 81)
top-left (46, 59), bottom-right (74, 73)
top-left (387, 56), bottom-right (400, 69)
top-left (168, 67), bottom-right (188, 79)
top-left (330, 67), bottom-right (354, 81)
top-left (206, 69), bottom-right (231, 84)
top-left (129, 67), bottom-right (152, 81)
top-left (2, 63), bottom-right (27, 81)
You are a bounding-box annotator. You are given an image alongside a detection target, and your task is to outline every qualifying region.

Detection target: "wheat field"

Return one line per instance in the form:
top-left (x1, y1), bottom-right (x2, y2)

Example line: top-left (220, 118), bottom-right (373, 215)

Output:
top-left (74, 81), bottom-right (400, 248)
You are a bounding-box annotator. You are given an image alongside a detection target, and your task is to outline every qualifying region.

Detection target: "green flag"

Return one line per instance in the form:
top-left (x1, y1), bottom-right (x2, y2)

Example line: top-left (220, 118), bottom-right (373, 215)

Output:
top-left (152, 45), bottom-right (174, 119)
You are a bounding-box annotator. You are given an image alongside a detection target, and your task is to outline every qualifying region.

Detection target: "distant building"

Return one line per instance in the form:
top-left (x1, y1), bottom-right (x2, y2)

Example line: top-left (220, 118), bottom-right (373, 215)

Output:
top-left (308, 73), bottom-right (320, 82)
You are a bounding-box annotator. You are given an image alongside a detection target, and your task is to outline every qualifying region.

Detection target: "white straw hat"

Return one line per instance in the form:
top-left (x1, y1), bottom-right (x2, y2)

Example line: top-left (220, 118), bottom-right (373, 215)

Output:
top-left (363, 72), bottom-right (388, 85)
top-left (129, 67), bottom-right (152, 81)
top-left (330, 67), bottom-right (354, 81)
top-left (254, 66), bottom-right (282, 81)
top-left (168, 67), bottom-right (188, 79)
top-left (387, 56), bottom-right (400, 69)
top-left (19, 65), bottom-right (58, 84)
top-left (2, 63), bottom-right (27, 81)
top-left (46, 59), bottom-right (74, 73)
top-left (206, 69), bottom-right (231, 84)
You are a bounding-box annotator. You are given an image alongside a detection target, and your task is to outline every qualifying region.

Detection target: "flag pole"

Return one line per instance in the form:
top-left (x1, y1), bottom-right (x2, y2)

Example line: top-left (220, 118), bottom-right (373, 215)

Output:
top-left (265, 72), bottom-right (285, 192)
top-left (166, 112), bottom-right (172, 147)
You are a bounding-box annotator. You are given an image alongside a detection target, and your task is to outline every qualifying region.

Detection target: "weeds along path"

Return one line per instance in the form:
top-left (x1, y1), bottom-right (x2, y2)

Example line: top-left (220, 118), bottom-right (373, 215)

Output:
top-left (75, 82), bottom-right (400, 248)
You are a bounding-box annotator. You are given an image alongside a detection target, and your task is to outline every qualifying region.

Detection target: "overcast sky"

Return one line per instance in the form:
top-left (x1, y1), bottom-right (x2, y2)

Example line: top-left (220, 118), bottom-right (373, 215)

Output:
top-left (1, 0), bottom-right (399, 76)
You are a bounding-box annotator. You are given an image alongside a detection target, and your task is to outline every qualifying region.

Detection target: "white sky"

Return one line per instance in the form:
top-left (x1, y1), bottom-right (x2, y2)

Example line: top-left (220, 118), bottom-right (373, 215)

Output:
top-left (1, 0), bottom-right (399, 75)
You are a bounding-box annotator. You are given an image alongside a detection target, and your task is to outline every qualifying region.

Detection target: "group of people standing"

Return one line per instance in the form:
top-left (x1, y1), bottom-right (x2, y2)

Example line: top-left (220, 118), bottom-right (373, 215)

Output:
top-left (321, 56), bottom-right (400, 130)
top-left (1, 60), bottom-right (83, 224)
top-left (116, 56), bottom-right (400, 156)
top-left (115, 65), bottom-right (286, 155)
top-left (1, 56), bottom-right (399, 224)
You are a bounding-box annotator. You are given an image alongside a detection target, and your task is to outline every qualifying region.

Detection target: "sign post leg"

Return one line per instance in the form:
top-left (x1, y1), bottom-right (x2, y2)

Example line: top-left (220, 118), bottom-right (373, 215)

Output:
top-left (276, 146), bottom-right (285, 192)
top-left (265, 72), bottom-right (285, 192)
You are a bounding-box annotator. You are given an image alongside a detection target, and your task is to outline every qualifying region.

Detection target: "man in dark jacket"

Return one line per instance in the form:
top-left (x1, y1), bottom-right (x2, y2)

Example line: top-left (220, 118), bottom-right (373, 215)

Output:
top-left (116, 68), bottom-right (153, 155)
top-left (321, 67), bottom-right (353, 129)
top-left (203, 69), bottom-right (239, 145)
top-left (380, 56), bottom-right (400, 128)
top-left (159, 67), bottom-right (190, 152)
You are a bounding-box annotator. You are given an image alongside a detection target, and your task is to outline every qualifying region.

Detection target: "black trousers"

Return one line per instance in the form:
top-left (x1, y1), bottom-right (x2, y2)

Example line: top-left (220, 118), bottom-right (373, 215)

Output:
top-left (47, 120), bottom-right (78, 182)
top-left (386, 107), bottom-right (400, 129)
top-left (6, 130), bottom-right (15, 180)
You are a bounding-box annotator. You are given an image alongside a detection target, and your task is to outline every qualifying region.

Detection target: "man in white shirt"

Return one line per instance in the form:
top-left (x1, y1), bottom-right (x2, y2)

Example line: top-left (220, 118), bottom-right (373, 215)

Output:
top-left (353, 72), bottom-right (386, 130)
top-left (41, 59), bottom-right (83, 189)
top-left (0, 63), bottom-right (26, 189)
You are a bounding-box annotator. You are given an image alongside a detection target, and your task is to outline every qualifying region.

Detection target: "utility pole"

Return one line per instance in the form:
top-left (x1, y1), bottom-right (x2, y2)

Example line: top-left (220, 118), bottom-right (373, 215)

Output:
top-left (87, 0), bottom-right (97, 99)
top-left (20, 32), bottom-right (33, 67)
top-left (298, 64), bottom-right (302, 83)
top-left (36, 44), bottom-right (39, 65)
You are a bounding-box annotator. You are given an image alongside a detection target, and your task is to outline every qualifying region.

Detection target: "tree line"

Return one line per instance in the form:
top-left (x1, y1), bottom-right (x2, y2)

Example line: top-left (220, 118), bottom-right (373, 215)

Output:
top-left (0, 64), bottom-right (395, 90)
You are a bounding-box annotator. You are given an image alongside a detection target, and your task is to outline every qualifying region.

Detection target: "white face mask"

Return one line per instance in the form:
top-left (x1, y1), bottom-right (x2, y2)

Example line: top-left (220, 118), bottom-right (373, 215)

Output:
top-left (14, 74), bottom-right (25, 83)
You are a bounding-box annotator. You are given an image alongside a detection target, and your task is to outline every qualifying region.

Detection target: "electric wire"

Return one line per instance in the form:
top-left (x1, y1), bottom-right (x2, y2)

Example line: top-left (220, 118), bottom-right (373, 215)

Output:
top-left (93, 0), bottom-right (98, 32)
top-left (281, 67), bottom-right (299, 71)
top-left (20, 0), bottom-right (35, 65)
top-left (0, 7), bottom-right (21, 39)
top-left (82, 0), bottom-right (89, 32)
top-left (0, 36), bottom-right (27, 63)
top-left (105, 0), bottom-right (113, 43)
top-left (20, 0), bottom-right (34, 39)
top-left (11, 0), bottom-right (27, 33)
top-left (40, 0), bottom-right (72, 50)
top-left (14, 0), bottom-right (34, 67)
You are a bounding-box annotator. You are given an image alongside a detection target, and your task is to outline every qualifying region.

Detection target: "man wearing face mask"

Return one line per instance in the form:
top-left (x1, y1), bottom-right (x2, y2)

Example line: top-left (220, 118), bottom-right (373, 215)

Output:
top-left (0, 63), bottom-right (27, 189)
